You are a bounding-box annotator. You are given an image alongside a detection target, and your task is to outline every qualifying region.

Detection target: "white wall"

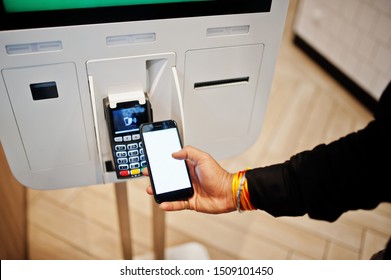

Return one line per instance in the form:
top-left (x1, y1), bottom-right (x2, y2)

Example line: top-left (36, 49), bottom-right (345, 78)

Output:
top-left (294, 0), bottom-right (391, 100)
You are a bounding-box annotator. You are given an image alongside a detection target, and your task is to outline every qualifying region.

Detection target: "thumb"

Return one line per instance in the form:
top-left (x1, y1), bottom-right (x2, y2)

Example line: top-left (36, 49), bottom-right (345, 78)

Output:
top-left (172, 148), bottom-right (188, 160)
top-left (172, 145), bottom-right (203, 162)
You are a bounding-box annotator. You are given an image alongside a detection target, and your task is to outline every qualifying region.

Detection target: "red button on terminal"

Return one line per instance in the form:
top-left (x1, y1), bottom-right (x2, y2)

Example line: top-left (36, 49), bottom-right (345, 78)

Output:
top-left (119, 170), bottom-right (130, 177)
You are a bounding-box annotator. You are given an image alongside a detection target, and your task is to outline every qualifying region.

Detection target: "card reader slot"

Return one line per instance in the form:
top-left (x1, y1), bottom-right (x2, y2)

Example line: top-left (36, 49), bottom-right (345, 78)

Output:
top-left (194, 77), bottom-right (249, 90)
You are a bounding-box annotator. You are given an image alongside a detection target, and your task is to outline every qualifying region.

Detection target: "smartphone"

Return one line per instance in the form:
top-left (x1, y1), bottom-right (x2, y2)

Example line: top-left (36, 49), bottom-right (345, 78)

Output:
top-left (140, 120), bottom-right (194, 203)
top-left (104, 97), bottom-right (152, 179)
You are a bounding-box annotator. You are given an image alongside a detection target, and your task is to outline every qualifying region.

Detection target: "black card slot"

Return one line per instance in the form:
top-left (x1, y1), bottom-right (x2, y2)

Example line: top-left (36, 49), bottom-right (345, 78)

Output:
top-left (194, 77), bottom-right (249, 89)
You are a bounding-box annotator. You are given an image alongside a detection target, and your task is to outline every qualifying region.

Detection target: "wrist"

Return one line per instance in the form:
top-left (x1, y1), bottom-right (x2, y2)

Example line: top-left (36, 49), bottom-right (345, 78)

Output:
top-left (231, 169), bottom-right (256, 212)
top-left (225, 173), bottom-right (236, 212)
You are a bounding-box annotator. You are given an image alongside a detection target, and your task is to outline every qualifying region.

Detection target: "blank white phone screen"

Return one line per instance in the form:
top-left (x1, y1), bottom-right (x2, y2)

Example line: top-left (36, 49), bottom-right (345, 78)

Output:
top-left (143, 128), bottom-right (191, 195)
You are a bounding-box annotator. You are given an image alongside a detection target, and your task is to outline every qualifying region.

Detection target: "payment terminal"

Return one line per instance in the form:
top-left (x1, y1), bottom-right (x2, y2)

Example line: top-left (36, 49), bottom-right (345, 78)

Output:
top-left (104, 92), bottom-right (152, 179)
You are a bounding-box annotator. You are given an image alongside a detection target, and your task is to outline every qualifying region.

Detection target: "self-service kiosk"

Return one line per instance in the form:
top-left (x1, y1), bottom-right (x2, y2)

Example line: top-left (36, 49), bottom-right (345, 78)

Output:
top-left (0, 0), bottom-right (289, 189)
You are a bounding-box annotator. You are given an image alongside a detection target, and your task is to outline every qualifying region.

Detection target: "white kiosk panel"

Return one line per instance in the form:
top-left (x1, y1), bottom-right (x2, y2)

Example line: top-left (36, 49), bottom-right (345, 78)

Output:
top-left (0, 0), bottom-right (289, 189)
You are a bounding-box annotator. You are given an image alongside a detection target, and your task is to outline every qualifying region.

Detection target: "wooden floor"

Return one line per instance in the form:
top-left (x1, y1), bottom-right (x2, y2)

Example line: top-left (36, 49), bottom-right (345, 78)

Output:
top-left (26, 0), bottom-right (391, 260)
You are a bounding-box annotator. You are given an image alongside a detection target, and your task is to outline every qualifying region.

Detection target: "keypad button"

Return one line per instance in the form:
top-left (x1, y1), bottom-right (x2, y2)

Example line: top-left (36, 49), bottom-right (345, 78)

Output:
top-left (127, 143), bottom-right (138, 150)
top-left (118, 164), bottom-right (129, 170)
top-left (115, 145), bottom-right (126, 151)
top-left (114, 136), bottom-right (123, 142)
top-left (116, 151), bottom-right (127, 158)
top-left (123, 135), bottom-right (132, 141)
top-left (131, 169), bottom-right (141, 175)
top-left (128, 150), bottom-right (139, 157)
top-left (129, 156), bottom-right (139, 163)
top-left (141, 161), bottom-right (147, 167)
top-left (117, 158), bottom-right (128, 164)
top-left (130, 163), bottom-right (140, 169)
top-left (132, 134), bottom-right (140, 141)
top-left (120, 170), bottom-right (130, 177)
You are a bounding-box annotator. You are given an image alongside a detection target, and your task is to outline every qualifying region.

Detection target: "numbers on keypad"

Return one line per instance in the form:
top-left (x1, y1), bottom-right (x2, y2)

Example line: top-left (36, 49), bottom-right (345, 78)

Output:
top-left (113, 132), bottom-right (145, 178)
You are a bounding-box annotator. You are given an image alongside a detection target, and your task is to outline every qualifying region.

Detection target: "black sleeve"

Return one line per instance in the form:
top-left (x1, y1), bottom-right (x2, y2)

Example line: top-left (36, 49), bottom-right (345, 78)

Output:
top-left (247, 81), bottom-right (391, 222)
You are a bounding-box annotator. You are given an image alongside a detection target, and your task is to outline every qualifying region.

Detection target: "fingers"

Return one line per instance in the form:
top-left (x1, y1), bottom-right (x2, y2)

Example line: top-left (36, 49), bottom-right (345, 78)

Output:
top-left (146, 185), bottom-right (153, 195)
top-left (143, 169), bottom-right (153, 195)
top-left (145, 186), bottom-right (190, 211)
top-left (141, 167), bottom-right (149, 176)
top-left (160, 200), bottom-right (191, 211)
top-left (172, 145), bottom-right (207, 163)
top-left (146, 186), bottom-right (192, 211)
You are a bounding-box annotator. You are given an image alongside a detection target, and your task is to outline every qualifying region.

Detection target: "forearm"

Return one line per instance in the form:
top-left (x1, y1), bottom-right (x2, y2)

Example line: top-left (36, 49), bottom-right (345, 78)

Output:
top-left (246, 120), bottom-right (391, 221)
